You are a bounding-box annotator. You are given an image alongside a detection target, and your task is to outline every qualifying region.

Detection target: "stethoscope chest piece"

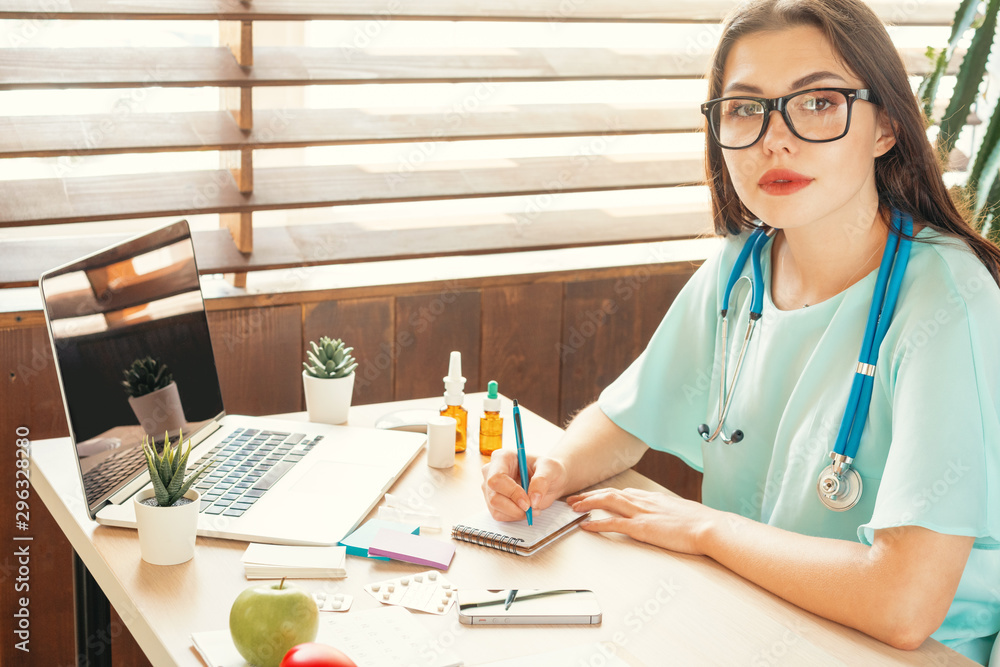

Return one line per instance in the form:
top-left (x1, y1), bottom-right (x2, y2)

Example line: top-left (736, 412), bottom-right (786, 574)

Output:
top-left (816, 465), bottom-right (863, 512)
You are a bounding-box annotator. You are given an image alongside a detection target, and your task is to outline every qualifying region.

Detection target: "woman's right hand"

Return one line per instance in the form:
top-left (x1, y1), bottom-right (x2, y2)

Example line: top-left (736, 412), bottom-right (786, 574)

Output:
top-left (481, 449), bottom-right (568, 521)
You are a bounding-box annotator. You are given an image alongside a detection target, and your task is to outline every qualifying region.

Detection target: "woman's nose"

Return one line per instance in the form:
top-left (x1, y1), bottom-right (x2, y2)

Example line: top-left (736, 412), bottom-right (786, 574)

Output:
top-left (760, 109), bottom-right (797, 150)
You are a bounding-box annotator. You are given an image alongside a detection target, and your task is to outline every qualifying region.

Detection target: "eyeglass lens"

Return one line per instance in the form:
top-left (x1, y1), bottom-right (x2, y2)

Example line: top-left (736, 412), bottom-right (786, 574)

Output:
top-left (711, 90), bottom-right (850, 148)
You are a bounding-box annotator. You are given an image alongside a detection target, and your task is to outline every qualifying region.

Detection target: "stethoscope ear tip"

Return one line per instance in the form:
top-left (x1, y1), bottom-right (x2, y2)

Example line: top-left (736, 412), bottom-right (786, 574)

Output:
top-left (730, 430), bottom-right (744, 444)
top-left (698, 424), bottom-right (710, 439)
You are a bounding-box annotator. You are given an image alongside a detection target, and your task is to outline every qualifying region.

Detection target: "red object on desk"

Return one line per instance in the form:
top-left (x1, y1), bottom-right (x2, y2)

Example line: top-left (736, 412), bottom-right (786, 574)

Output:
top-left (281, 642), bottom-right (358, 667)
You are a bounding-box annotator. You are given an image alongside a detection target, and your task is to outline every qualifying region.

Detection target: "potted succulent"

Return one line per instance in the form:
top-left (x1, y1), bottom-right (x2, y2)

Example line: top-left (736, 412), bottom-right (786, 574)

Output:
top-left (302, 336), bottom-right (358, 425)
top-left (133, 431), bottom-right (205, 565)
top-left (122, 356), bottom-right (186, 438)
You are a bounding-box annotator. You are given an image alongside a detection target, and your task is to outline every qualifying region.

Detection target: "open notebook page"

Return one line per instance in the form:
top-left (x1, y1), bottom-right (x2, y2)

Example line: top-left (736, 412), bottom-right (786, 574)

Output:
top-left (453, 500), bottom-right (586, 549)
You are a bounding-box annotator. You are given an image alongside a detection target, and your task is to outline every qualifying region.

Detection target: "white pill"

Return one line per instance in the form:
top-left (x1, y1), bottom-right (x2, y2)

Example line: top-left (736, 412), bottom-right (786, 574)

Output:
top-left (333, 594), bottom-right (344, 601)
top-left (428, 572), bottom-right (438, 580)
top-left (331, 600), bottom-right (342, 609)
top-left (445, 590), bottom-right (453, 597)
top-left (415, 575), bottom-right (423, 582)
top-left (382, 592), bottom-right (390, 600)
top-left (401, 578), bottom-right (409, 585)
top-left (442, 583), bottom-right (451, 589)
top-left (371, 584), bottom-right (380, 592)
top-left (388, 584), bottom-right (395, 592)
top-left (437, 605), bottom-right (445, 612)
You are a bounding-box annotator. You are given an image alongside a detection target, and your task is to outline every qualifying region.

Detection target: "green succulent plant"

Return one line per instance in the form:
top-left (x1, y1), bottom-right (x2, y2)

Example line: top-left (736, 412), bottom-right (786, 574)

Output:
top-left (122, 356), bottom-right (174, 398)
top-left (918, 0), bottom-right (1000, 240)
top-left (303, 336), bottom-right (357, 379)
top-left (141, 430), bottom-right (207, 507)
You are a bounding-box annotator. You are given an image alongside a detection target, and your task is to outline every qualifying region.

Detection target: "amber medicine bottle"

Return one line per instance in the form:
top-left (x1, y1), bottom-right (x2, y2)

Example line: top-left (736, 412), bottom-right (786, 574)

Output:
top-left (440, 351), bottom-right (468, 453)
top-left (479, 380), bottom-right (503, 456)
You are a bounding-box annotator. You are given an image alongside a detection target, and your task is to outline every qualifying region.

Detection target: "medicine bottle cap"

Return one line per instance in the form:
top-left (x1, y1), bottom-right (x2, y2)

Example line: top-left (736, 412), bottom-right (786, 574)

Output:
top-left (483, 380), bottom-right (500, 412)
top-left (443, 351), bottom-right (466, 406)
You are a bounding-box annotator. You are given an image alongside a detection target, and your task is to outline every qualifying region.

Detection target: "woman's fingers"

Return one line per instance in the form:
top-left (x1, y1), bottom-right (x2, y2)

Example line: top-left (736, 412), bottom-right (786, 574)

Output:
top-left (481, 448), bottom-right (533, 520)
top-left (568, 487), bottom-right (641, 517)
top-left (579, 516), bottom-right (633, 535)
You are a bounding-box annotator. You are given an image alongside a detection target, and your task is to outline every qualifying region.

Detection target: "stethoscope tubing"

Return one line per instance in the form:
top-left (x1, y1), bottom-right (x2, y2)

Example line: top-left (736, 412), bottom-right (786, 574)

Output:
top-left (833, 209), bottom-right (912, 460)
top-left (838, 211), bottom-right (913, 460)
top-left (702, 210), bottom-right (913, 464)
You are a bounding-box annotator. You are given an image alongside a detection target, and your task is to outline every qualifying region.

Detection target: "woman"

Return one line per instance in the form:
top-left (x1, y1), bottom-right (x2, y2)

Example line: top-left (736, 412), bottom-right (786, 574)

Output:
top-left (481, 1), bottom-right (1000, 663)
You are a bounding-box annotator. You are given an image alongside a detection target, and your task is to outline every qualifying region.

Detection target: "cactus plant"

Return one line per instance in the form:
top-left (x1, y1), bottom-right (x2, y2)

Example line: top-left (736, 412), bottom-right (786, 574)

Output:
top-left (918, 0), bottom-right (1000, 237)
top-left (303, 337), bottom-right (357, 379)
top-left (122, 356), bottom-right (174, 398)
top-left (141, 430), bottom-right (206, 507)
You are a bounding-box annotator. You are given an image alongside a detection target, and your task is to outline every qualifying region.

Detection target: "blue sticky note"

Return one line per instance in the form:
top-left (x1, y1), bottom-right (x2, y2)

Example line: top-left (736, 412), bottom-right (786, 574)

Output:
top-left (339, 519), bottom-right (419, 560)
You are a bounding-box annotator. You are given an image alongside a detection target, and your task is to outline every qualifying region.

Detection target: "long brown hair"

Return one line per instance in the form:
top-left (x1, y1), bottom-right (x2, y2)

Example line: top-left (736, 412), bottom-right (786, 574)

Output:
top-left (704, 0), bottom-right (1000, 285)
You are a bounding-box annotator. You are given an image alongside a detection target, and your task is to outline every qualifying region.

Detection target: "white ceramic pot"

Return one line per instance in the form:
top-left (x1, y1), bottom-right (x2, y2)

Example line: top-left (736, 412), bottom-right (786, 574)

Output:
top-left (133, 488), bottom-right (200, 565)
top-left (302, 370), bottom-right (355, 425)
top-left (128, 381), bottom-right (186, 438)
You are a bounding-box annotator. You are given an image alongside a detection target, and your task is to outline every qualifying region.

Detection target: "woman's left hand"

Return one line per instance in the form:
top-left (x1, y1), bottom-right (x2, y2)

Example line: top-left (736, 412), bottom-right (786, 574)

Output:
top-left (567, 487), bottom-right (717, 556)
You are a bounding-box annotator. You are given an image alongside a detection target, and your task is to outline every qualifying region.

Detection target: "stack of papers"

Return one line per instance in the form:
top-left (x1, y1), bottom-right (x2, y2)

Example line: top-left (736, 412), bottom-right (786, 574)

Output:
top-left (241, 543), bottom-right (347, 579)
top-left (339, 518), bottom-right (419, 559)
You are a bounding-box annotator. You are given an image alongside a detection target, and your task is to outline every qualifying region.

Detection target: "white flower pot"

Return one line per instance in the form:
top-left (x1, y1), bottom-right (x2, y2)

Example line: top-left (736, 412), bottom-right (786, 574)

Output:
top-left (302, 370), bottom-right (355, 425)
top-left (128, 381), bottom-right (186, 439)
top-left (133, 488), bottom-right (200, 565)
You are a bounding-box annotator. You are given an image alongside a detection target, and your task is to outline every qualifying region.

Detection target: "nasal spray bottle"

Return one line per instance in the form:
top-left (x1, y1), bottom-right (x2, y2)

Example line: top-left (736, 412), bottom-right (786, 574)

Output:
top-left (479, 380), bottom-right (503, 456)
top-left (440, 351), bottom-right (468, 453)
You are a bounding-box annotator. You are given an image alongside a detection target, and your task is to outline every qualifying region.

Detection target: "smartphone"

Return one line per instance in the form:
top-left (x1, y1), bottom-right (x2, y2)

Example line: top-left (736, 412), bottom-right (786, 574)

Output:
top-left (456, 589), bottom-right (601, 625)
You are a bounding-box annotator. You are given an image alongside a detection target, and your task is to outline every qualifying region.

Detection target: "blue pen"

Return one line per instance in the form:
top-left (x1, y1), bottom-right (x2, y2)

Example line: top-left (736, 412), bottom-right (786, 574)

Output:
top-left (512, 399), bottom-right (533, 526)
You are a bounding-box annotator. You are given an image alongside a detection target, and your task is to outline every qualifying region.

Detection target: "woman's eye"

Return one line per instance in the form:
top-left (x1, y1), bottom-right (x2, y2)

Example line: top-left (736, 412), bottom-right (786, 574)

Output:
top-left (801, 97), bottom-right (836, 112)
top-left (727, 103), bottom-right (762, 118)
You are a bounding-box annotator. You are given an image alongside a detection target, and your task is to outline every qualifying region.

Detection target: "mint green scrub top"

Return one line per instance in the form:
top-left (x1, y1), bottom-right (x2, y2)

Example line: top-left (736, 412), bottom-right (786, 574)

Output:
top-left (599, 227), bottom-right (1000, 664)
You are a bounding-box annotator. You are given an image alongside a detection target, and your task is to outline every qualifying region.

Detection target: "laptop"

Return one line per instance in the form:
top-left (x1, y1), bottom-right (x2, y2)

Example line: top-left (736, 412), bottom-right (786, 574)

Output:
top-left (39, 220), bottom-right (425, 546)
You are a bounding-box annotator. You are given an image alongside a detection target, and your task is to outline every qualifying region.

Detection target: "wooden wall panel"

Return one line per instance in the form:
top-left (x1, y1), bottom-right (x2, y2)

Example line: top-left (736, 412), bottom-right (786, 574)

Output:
top-left (628, 272), bottom-right (703, 502)
top-left (2, 324), bottom-right (70, 439)
top-left (394, 290), bottom-right (481, 402)
top-left (1, 324), bottom-right (76, 666)
top-left (559, 277), bottom-right (642, 425)
top-left (481, 283), bottom-right (562, 425)
top-left (207, 305), bottom-right (302, 416)
top-left (303, 298), bottom-right (394, 407)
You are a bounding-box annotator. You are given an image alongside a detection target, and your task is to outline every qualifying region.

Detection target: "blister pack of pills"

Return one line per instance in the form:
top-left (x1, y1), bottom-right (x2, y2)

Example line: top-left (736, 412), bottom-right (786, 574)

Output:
top-left (313, 591), bottom-right (353, 612)
top-left (363, 570), bottom-right (456, 615)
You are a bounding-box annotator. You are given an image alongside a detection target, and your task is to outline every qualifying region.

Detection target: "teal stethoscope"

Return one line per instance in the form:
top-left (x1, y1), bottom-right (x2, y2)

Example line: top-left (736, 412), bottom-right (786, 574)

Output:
top-left (697, 208), bottom-right (913, 511)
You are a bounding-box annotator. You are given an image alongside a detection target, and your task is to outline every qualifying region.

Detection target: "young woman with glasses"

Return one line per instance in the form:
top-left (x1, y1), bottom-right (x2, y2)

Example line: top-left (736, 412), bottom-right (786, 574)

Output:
top-left (481, 1), bottom-right (1000, 662)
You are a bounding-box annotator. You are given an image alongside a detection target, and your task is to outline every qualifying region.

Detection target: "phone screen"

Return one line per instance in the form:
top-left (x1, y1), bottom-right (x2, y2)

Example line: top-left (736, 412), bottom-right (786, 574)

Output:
top-left (457, 589), bottom-right (601, 625)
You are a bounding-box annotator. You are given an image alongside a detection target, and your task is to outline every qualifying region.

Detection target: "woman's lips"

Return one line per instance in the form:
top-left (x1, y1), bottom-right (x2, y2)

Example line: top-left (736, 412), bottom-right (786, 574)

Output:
top-left (758, 169), bottom-right (813, 196)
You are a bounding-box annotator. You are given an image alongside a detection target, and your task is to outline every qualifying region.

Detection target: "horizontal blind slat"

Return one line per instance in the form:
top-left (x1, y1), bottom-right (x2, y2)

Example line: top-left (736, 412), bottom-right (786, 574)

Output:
top-left (0, 154), bottom-right (705, 227)
top-left (0, 46), bottom-right (957, 90)
top-left (0, 105), bottom-right (702, 158)
top-left (0, 203), bottom-right (714, 287)
top-left (0, 0), bottom-right (961, 24)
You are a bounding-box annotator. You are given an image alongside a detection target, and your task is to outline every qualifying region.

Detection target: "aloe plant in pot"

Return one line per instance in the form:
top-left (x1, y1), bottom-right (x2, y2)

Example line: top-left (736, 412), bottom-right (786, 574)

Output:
top-left (122, 356), bottom-right (186, 439)
top-left (302, 336), bottom-right (358, 425)
top-left (133, 431), bottom-right (207, 565)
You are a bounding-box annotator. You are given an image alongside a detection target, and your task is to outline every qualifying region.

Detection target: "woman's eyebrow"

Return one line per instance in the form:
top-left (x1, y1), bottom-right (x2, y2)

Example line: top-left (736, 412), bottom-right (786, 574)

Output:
top-left (723, 70), bottom-right (848, 95)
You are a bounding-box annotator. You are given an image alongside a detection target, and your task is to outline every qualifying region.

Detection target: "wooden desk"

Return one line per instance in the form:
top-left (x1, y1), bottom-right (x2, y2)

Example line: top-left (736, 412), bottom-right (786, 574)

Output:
top-left (30, 395), bottom-right (971, 666)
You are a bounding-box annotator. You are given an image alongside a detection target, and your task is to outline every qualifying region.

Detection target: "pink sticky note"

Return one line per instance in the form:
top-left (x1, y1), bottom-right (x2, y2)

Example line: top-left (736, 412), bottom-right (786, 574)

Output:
top-left (367, 528), bottom-right (456, 570)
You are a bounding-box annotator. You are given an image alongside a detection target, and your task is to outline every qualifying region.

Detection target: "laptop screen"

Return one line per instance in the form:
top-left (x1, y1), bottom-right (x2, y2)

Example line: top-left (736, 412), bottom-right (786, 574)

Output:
top-left (39, 220), bottom-right (225, 516)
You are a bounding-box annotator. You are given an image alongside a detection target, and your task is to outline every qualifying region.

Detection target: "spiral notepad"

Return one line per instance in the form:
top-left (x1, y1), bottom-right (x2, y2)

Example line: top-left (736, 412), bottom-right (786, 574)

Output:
top-left (451, 500), bottom-right (589, 556)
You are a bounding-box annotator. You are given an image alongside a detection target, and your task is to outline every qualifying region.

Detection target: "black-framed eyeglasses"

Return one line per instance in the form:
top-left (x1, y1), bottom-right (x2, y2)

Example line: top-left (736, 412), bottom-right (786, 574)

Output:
top-left (700, 88), bottom-right (877, 150)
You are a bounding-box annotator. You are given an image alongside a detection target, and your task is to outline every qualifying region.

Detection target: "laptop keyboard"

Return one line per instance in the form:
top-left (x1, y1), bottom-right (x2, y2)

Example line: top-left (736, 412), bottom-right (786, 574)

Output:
top-left (189, 428), bottom-right (324, 518)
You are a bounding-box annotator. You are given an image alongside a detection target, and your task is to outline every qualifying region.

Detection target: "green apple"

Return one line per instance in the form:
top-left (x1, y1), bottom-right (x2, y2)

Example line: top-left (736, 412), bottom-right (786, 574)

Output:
top-left (230, 578), bottom-right (319, 667)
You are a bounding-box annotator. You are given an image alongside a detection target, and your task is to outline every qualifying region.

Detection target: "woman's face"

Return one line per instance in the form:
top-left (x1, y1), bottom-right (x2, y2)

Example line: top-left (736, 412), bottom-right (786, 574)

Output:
top-left (718, 24), bottom-right (896, 234)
